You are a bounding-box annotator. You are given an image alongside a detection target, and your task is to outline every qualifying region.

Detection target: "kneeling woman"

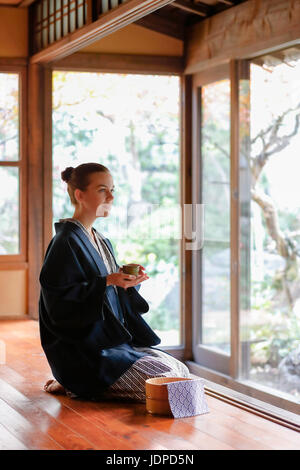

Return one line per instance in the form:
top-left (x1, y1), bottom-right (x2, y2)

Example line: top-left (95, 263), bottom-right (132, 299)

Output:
top-left (39, 162), bottom-right (190, 402)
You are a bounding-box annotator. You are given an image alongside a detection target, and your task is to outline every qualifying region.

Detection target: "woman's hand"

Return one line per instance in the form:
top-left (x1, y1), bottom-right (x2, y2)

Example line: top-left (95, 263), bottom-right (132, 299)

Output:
top-left (106, 265), bottom-right (149, 290)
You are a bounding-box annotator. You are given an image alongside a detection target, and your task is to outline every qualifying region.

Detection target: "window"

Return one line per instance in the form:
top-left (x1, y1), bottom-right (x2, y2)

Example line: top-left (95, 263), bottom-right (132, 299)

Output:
top-left (192, 66), bottom-right (232, 376)
top-left (0, 69), bottom-right (26, 261)
top-left (240, 49), bottom-right (300, 402)
top-left (52, 71), bottom-right (181, 347)
top-left (193, 54), bottom-right (300, 411)
top-left (201, 79), bottom-right (231, 355)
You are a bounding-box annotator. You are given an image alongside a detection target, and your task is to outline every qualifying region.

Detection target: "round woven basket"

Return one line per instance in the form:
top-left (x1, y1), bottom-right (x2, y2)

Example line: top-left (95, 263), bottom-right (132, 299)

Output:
top-left (145, 377), bottom-right (193, 416)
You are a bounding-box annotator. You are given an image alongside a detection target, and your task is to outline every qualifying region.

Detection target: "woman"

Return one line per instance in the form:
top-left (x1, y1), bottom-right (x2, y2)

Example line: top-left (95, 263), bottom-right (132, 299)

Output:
top-left (39, 162), bottom-right (190, 402)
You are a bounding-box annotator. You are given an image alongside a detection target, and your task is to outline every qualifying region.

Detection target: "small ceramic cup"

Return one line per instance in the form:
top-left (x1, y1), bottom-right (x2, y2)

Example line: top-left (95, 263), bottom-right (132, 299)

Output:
top-left (122, 264), bottom-right (140, 276)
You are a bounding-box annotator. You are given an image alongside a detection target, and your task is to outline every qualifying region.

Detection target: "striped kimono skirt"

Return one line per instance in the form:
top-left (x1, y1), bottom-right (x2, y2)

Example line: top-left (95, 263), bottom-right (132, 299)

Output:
top-left (59, 219), bottom-right (190, 403)
top-left (102, 346), bottom-right (190, 403)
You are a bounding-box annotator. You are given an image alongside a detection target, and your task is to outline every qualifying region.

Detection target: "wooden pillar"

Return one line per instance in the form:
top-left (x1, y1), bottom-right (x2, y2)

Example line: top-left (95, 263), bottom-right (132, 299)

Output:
top-left (43, 67), bottom-right (53, 252)
top-left (27, 64), bottom-right (45, 319)
top-left (181, 74), bottom-right (193, 361)
top-left (230, 59), bottom-right (240, 378)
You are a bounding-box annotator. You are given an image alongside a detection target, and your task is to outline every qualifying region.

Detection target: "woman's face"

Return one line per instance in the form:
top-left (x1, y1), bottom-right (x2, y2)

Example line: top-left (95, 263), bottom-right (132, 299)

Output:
top-left (75, 171), bottom-right (115, 218)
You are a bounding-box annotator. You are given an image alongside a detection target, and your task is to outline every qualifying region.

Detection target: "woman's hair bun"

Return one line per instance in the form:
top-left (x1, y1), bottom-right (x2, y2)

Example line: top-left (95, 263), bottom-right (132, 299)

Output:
top-left (61, 166), bottom-right (74, 183)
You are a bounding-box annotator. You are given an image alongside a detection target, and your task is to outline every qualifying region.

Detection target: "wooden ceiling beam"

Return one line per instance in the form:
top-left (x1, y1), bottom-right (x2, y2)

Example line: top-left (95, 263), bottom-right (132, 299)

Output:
top-left (53, 52), bottom-right (184, 74)
top-left (172, 0), bottom-right (208, 17)
top-left (135, 12), bottom-right (184, 40)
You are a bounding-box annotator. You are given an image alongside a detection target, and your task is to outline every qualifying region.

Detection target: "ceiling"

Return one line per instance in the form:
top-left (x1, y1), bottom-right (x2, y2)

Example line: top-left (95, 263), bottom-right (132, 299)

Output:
top-left (136, 0), bottom-right (247, 40)
top-left (0, 0), bottom-right (247, 40)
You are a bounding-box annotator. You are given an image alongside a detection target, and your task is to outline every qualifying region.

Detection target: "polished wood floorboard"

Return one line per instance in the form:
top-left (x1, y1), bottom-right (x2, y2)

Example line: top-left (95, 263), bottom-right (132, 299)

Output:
top-left (0, 319), bottom-right (299, 450)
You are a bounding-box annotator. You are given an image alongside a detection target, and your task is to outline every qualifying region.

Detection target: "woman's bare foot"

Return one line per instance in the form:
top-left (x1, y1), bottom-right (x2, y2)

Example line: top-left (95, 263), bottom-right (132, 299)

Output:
top-left (44, 379), bottom-right (66, 395)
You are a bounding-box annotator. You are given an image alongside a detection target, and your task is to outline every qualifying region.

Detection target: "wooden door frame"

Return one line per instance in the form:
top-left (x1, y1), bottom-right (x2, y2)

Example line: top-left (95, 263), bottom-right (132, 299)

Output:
top-left (37, 58), bottom-right (190, 360)
top-left (27, 64), bottom-right (52, 319)
top-left (229, 59), bottom-right (240, 379)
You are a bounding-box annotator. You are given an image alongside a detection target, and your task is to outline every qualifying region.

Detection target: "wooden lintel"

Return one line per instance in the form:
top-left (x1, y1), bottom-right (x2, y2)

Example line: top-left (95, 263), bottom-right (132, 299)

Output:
top-left (135, 12), bottom-right (185, 40)
top-left (29, 0), bottom-right (176, 64)
top-left (0, 58), bottom-right (28, 67)
top-left (52, 52), bottom-right (184, 74)
top-left (18, 0), bottom-right (36, 7)
top-left (185, 0), bottom-right (300, 74)
top-left (172, 0), bottom-right (207, 17)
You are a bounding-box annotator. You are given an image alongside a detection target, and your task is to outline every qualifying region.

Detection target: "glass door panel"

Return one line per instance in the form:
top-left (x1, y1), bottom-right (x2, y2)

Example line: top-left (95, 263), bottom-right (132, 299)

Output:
top-left (52, 72), bottom-right (181, 347)
top-left (240, 50), bottom-right (300, 401)
top-left (201, 79), bottom-right (231, 354)
top-left (193, 68), bottom-right (232, 375)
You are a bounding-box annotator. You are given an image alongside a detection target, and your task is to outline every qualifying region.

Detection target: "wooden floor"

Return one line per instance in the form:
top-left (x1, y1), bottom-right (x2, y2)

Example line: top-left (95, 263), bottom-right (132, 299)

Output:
top-left (0, 319), bottom-right (299, 451)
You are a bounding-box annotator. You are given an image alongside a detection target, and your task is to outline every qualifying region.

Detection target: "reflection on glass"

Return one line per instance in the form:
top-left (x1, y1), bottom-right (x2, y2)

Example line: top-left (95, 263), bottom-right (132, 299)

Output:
top-left (0, 73), bottom-right (19, 161)
top-left (240, 49), bottom-right (300, 401)
top-left (201, 79), bottom-right (231, 354)
top-left (0, 167), bottom-right (19, 254)
top-left (52, 72), bottom-right (181, 346)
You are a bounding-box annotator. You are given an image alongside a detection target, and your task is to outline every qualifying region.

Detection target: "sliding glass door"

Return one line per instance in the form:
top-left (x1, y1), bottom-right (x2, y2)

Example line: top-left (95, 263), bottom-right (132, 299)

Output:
top-left (192, 65), bottom-right (232, 375)
top-left (193, 53), bottom-right (300, 407)
top-left (240, 50), bottom-right (300, 401)
top-left (52, 71), bottom-right (182, 348)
